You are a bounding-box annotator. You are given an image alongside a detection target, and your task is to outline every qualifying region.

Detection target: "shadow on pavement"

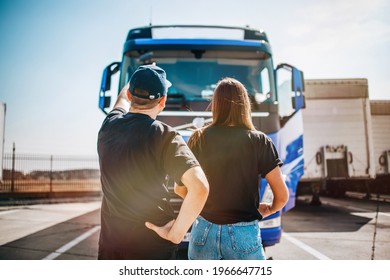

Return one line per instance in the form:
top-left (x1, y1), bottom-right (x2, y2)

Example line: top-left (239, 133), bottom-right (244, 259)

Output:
top-left (282, 199), bottom-right (372, 233)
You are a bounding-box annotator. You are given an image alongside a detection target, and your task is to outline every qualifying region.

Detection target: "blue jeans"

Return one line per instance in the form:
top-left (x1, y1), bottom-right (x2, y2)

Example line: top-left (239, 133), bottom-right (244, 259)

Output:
top-left (188, 216), bottom-right (266, 260)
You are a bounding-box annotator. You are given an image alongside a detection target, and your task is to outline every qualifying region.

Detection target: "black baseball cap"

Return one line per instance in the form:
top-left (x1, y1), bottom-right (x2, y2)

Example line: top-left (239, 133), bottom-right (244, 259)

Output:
top-left (129, 65), bottom-right (172, 100)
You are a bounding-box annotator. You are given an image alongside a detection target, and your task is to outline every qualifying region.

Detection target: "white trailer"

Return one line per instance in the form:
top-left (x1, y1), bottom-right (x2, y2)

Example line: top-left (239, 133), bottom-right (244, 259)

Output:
top-left (0, 102), bottom-right (5, 182)
top-left (300, 79), bottom-right (376, 196)
top-left (370, 100), bottom-right (390, 177)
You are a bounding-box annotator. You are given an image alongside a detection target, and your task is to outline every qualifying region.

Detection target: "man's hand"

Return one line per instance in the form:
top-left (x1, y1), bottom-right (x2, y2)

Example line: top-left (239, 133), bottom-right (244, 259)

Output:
top-left (145, 166), bottom-right (209, 245)
top-left (145, 220), bottom-right (179, 244)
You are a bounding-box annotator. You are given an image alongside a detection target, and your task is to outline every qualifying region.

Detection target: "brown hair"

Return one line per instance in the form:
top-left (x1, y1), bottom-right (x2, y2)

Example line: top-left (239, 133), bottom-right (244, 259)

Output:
top-left (188, 77), bottom-right (255, 149)
top-left (211, 77), bottom-right (255, 129)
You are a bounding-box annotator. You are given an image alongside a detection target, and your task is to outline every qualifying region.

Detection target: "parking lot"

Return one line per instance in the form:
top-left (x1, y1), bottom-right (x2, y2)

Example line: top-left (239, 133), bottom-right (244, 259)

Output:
top-left (0, 193), bottom-right (389, 260)
top-left (267, 194), bottom-right (390, 260)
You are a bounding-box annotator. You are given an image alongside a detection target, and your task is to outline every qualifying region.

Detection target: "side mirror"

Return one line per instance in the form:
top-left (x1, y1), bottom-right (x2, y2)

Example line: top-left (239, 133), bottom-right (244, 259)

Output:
top-left (276, 63), bottom-right (306, 111)
top-left (292, 68), bottom-right (306, 109)
top-left (99, 62), bottom-right (121, 114)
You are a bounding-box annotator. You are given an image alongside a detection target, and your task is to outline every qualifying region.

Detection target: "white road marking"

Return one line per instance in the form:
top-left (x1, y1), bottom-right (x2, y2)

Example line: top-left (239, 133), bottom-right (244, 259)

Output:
top-left (42, 225), bottom-right (101, 260)
top-left (283, 232), bottom-right (331, 260)
top-left (0, 209), bottom-right (21, 216)
top-left (324, 200), bottom-right (390, 217)
top-left (0, 202), bottom-right (101, 246)
top-left (378, 212), bottom-right (390, 217)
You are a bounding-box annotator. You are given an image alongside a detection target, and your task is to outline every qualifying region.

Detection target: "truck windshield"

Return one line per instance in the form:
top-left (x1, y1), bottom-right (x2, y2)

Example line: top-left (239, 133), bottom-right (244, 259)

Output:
top-left (121, 55), bottom-right (275, 103)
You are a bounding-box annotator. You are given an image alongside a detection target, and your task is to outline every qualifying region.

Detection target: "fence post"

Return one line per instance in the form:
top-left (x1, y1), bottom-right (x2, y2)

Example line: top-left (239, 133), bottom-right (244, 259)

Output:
top-left (49, 155), bottom-right (53, 193)
top-left (11, 142), bottom-right (15, 192)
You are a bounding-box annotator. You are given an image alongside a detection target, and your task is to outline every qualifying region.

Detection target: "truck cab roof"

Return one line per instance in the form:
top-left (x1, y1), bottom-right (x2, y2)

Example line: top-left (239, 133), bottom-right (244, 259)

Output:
top-left (123, 25), bottom-right (272, 57)
top-left (126, 25), bottom-right (269, 41)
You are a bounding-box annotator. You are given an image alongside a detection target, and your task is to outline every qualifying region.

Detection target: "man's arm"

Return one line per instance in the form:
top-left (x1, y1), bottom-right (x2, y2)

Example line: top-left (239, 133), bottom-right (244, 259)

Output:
top-left (145, 166), bottom-right (209, 244)
top-left (113, 83), bottom-right (131, 112)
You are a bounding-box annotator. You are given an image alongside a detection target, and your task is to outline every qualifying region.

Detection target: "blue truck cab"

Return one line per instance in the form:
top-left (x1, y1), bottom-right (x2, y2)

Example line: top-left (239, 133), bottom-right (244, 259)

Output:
top-left (99, 25), bottom-right (305, 248)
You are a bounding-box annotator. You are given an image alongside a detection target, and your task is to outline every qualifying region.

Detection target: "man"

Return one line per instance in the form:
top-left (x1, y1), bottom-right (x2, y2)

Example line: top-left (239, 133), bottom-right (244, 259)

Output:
top-left (97, 65), bottom-right (209, 259)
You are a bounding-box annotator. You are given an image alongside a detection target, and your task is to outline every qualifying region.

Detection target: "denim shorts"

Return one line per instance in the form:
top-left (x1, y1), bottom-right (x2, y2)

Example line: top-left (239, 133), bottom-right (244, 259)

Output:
top-left (188, 216), bottom-right (266, 260)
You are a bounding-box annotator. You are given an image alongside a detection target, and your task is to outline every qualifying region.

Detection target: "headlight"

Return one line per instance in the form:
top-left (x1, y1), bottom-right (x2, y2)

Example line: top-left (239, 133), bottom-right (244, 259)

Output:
top-left (259, 216), bottom-right (281, 228)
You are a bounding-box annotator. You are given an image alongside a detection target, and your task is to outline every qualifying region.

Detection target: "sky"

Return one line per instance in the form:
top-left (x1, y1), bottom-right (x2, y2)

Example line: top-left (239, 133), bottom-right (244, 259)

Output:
top-left (0, 0), bottom-right (389, 157)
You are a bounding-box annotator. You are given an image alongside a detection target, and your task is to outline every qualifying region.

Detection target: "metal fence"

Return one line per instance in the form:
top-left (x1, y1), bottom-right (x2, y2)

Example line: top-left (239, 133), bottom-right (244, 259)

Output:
top-left (1, 153), bottom-right (101, 193)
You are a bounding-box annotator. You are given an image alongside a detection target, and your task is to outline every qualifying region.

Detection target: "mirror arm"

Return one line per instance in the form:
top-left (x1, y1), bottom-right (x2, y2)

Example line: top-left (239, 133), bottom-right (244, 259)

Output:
top-left (276, 63), bottom-right (294, 71)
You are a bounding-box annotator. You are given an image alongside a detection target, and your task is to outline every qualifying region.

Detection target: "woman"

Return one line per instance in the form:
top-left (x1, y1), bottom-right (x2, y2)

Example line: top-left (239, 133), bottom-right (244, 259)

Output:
top-left (175, 77), bottom-right (289, 260)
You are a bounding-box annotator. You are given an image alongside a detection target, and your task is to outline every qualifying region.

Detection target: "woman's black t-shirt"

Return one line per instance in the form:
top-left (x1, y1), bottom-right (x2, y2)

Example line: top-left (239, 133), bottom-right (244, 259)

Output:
top-left (190, 125), bottom-right (283, 224)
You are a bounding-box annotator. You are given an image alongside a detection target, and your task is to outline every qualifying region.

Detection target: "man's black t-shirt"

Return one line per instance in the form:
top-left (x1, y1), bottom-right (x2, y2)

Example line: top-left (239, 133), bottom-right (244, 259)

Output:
top-left (190, 125), bottom-right (282, 224)
top-left (97, 108), bottom-right (199, 253)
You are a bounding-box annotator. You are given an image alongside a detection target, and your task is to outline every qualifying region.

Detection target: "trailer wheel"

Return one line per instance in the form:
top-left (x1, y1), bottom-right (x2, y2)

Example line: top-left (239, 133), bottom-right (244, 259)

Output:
top-left (379, 154), bottom-right (387, 166)
top-left (348, 152), bottom-right (353, 164)
top-left (315, 152), bottom-right (322, 165)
